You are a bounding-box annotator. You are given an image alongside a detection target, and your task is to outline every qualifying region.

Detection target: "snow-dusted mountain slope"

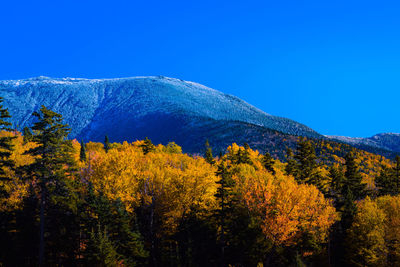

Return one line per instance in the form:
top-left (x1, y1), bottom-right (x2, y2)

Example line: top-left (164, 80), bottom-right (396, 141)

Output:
top-left (0, 76), bottom-right (320, 147)
top-left (328, 133), bottom-right (400, 153)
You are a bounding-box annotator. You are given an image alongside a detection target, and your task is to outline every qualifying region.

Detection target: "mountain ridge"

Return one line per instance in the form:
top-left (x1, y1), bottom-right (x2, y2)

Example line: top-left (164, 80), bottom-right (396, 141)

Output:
top-left (0, 76), bottom-right (321, 144)
top-left (0, 76), bottom-right (398, 156)
top-left (328, 133), bottom-right (400, 153)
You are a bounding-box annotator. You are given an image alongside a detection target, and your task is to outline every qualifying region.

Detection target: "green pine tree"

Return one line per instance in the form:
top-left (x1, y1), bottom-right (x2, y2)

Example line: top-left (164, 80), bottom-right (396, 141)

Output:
top-left (22, 126), bottom-right (33, 144)
top-left (285, 138), bottom-right (326, 193)
top-left (214, 162), bottom-right (235, 266)
top-left (85, 225), bottom-right (121, 267)
top-left (262, 152), bottom-right (276, 175)
top-left (104, 135), bottom-right (111, 153)
top-left (294, 138), bottom-right (319, 183)
top-left (141, 137), bottom-right (155, 155)
top-left (285, 148), bottom-right (298, 176)
top-left (204, 139), bottom-right (215, 164)
top-left (376, 156), bottom-right (400, 196)
top-left (21, 106), bottom-right (77, 266)
top-left (344, 152), bottom-right (366, 200)
top-left (0, 97), bottom-right (15, 182)
top-left (329, 165), bottom-right (345, 205)
top-left (80, 139), bottom-right (87, 162)
top-left (236, 144), bottom-right (252, 165)
top-left (82, 185), bottom-right (148, 266)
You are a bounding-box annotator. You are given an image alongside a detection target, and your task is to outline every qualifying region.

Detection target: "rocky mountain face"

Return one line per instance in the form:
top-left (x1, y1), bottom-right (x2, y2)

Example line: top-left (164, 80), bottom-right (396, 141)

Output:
top-left (0, 76), bottom-right (320, 152)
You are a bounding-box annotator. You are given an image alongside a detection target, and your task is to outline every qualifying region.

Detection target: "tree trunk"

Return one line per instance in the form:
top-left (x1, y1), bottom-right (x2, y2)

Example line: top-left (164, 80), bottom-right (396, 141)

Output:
top-left (39, 185), bottom-right (46, 266)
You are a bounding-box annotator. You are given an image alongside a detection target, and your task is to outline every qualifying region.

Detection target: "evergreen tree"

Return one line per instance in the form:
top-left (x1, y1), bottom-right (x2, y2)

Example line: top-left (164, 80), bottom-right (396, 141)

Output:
top-left (214, 162), bottom-right (235, 266)
top-left (344, 152), bottom-right (366, 200)
top-left (22, 126), bottom-right (33, 144)
top-left (0, 97), bottom-right (15, 182)
top-left (294, 138), bottom-right (319, 183)
top-left (204, 139), bottom-right (215, 164)
top-left (262, 152), bottom-right (276, 175)
top-left (375, 167), bottom-right (397, 196)
top-left (376, 156), bottom-right (400, 196)
top-left (21, 106), bottom-right (77, 266)
top-left (140, 137), bottom-right (155, 155)
top-left (285, 138), bottom-right (326, 192)
top-left (237, 144), bottom-right (252, 165)
top-left (328, 165), bottom-right (346, 207)
top-left (104, 135), bottom-right (111, 153)
top-left (395, 155), bottom-right (400, 181)
top-left (341, 187), bottom-right (357, 231)
top-left (285, 148), bottom-right (297, 176)
top-left (82, 186), bottom-right (148, 266)
top-left (85, 225), bottom-right (121, 267)
top-left (80, 139), bottom-right (87, 162)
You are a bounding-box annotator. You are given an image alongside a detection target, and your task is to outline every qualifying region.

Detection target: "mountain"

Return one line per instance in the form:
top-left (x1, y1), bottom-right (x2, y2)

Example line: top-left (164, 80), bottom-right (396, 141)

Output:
top-left (328, 133), bottom-right (400, 153)
top-left (0, 76), bottom-right (321, 153)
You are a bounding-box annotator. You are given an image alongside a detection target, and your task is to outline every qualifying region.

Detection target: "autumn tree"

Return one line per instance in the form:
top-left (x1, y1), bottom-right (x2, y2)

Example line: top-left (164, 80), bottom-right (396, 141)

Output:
top-left (241, 166), bottom-right (337, 265)
top-left (346, 197), bottom-right (387, 266)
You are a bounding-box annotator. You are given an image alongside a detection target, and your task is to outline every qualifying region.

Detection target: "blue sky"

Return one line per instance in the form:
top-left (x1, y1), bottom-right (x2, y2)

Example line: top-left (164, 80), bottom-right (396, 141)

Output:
top-left (0, 0), bottom-right (399, 137)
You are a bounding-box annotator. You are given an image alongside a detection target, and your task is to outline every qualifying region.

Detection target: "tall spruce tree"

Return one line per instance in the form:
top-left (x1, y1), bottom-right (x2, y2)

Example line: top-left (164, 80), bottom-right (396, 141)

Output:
top-left (285, 138), bottom-right (326, 192)
top-left (262, 152), bottom-right (276, 175)
top-left (0, 97), bottom-right (16, 265)
top-left (329, 165), bottom-right (345, 205)
top-left (236, 144), bottom-right (252, 165)
top-left (375, 155), bottom-right (400, 196)
top-left (80, 139), bottom-right (87, 162)
top-left (82, 186), bottom-right (148, 265)
top-left (214, 162), bottom-right (235, 266)
top-left (0, 97), bottom-right (15, 182)
top-left (21, 106), bottom-right (77, 266)
top-left (294, 138), bottom-right (319, 183)
top-left (104, 135), bottom-right (111, 153)
top-left (204, 139), bottom-right (215, 164)
top-left (22, 126), bottom-right (33, 144)
top-left (140, 137), bottom-right (155, 155)
top-left (285, 148), bottom-right (298, 176)
top-left (344, 152), bottom-right (366, 200)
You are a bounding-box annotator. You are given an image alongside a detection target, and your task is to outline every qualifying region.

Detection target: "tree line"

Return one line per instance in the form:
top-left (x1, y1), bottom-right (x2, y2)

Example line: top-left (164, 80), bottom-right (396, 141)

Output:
top-left (0, 98), bottom-right (400, 266)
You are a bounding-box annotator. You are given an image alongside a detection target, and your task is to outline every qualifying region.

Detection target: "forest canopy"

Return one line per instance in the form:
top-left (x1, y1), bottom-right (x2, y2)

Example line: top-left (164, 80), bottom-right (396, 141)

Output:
top-left (0, 103), bottom-right (399, 266)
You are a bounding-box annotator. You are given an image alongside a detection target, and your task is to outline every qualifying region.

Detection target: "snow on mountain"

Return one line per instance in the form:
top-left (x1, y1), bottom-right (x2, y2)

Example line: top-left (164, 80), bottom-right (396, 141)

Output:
top-left (0, 76), bottom-right (320, 148)
top-left (327, 133), bottom-right (400, 153)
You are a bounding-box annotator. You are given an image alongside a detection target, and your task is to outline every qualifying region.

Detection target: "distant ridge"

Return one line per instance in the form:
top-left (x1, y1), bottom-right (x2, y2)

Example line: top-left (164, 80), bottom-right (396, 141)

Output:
top-left (328, 133), bottom-right (400, 153)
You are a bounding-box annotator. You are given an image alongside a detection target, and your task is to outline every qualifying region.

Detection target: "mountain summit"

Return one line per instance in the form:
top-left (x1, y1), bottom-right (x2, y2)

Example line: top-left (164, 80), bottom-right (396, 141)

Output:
top-left (0, 76), bottom-right (320, 151)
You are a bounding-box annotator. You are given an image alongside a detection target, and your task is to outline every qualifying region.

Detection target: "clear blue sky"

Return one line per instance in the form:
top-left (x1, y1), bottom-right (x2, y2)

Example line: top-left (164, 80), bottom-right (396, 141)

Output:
top-left (1, 0), bottom-right (399, 137)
